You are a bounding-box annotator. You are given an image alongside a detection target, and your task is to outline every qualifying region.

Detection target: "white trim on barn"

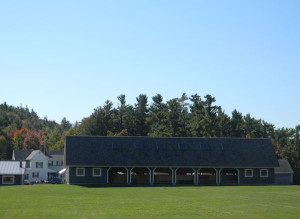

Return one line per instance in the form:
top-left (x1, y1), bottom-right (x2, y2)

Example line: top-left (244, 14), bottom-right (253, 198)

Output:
top-left (260, 169), bottom-right (269, 178)
top-left (245, 169), bottom-right (253, 177)
top-left (92, 168), bottom-right (102, 177)
top-left (2, 175), bottom-right (15, 184)
top-left (76, 168), bottom-right (85, 176)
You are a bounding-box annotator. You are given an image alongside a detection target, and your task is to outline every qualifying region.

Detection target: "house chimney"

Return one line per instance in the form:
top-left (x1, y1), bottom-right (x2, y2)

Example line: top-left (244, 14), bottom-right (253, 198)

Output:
top-left (41, 144), bottom-right (45, 154)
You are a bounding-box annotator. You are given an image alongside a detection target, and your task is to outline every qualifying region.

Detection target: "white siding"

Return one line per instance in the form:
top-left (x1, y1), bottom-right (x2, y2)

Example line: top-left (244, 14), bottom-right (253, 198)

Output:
top-left (25, 151), bottom-right (49, 182)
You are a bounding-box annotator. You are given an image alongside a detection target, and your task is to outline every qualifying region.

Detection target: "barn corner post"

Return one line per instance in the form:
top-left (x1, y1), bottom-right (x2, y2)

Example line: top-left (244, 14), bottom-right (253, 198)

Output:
top-left (193, 168), bottom-right (199, 185)
top-left (216, 168), bottom-right (221, 185)
top-left (126, 167), bottom-right (132, 185)
top-left (172, 168), bottom-right (178, 185)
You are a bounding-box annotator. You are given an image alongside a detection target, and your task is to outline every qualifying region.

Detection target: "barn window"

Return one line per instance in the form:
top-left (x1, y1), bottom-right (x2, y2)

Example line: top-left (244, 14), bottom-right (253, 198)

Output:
top-left (93, 168), bottom-right (102, 177)
top-left (26, 161), bottom-right (30, 168)
top-left (245, 169), bottom-right (253, 177)
top-left (76, 168), bottom-right (85, 176)
top-left (260, 169), bottom-right (268, 177)
top-left (2, 176), bottom-right (14, 184)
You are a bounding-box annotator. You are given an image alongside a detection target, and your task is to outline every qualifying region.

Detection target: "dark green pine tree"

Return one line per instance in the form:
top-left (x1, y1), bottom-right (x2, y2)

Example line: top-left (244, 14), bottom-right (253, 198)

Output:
top-left (149, 94), bottom-right (171, 137)
top-left (134, 94), bottom-right (149, 136)
top-left (230, 109), bottom-right (244, 137)
top-left (167, 98), bottom-right (181, 137)
top-left (178, 93), bottom-right (190, 137)
top-left (189, 94), bottom-right (205, 137)
top-left (216, 108), bottom-right (231, 137)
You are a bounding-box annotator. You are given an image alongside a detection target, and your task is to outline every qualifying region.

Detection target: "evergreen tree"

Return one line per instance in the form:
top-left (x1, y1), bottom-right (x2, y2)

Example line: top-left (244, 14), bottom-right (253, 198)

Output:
top-left (167, 98), bottom-right (181, 137)
top-left (230, 109), bottom-right (244, 137)
top-left (149, 94), bottom-right (171, 136)
top-left (189, 94), bottom-right (205, 137)
top-left (134, 94), bottom-right (149, 136)
top-left (178, 93), bottom-right (190, 137)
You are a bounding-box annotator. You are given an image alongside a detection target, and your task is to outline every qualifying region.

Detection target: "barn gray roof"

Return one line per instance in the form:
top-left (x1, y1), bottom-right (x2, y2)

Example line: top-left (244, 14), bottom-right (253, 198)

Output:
top-left (65, 136), bottom-right (279, 168)
top-left (275, 159), bottom-right (294, 174)
top-left (0, 161), bottom-right (25, 175)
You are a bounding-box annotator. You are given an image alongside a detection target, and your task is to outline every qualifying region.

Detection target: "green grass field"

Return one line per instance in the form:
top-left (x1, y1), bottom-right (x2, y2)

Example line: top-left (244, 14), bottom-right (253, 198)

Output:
top-left (0, 185), bottom-right (299, 218)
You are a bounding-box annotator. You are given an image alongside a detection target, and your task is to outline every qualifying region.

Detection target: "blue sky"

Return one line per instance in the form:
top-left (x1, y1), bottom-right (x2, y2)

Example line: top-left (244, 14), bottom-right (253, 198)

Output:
top-left (0, 1), bottom-right (299, 128)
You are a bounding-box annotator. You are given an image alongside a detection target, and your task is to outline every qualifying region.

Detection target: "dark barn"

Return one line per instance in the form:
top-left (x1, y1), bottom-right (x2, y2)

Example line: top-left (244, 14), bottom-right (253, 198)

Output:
top-left (64, 136), bottom-right (279, 186)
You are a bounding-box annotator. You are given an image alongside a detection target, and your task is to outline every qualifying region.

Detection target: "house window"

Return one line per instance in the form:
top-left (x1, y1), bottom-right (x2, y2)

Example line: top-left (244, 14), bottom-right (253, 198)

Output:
top-left (26, 161), bottom-right (31, 168)
top-left (93, 168), bottom-right (102, 177)
top-left (260, 169), bottom-right (268, 177)
top-left (25, 174), bottom-right (29, 180)
top-left (36, 162), bottom-right (43, 168)
top-left (245, 169), bottom-right (253, 177)
top-left (48, 161), bottom-right (53, 166)
top-left (76, 168), bottom-right (85, 176)
top-left (2, 176), bottom-right (14, 184)
top-left (32, 172), bottom-right (39, 178)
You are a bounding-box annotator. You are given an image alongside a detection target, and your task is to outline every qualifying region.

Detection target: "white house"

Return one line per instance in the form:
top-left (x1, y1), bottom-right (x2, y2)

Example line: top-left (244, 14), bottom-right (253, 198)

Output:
top-left (12, 150), bottom-right (56, 183)
top-left (47, 150), bottom-right (64, 179)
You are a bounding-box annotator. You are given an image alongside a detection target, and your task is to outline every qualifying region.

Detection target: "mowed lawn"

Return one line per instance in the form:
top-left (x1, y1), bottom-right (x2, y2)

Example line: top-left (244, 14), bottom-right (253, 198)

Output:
top-left (0, 185), bottom-right (299, 218)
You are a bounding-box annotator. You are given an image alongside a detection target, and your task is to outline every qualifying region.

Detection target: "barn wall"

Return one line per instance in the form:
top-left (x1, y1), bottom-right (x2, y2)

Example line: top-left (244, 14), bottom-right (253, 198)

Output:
top-left (275, 173), bottom-right (293, 185)
top-left (239, 168), bottom-right (274, 185)
top-left (67, 166), bottom-right (278, 185)
top-left (68, 167), bottom-right (108, 185)
top-left (0, 175), bottom-right (23, 185)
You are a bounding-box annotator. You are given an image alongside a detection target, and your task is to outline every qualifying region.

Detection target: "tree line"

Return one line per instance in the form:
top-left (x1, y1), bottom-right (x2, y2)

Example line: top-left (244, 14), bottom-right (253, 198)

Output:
top-left (68, 93), bottom-right (300, 183)
top-left (0, 93), bottom-right (299, 183)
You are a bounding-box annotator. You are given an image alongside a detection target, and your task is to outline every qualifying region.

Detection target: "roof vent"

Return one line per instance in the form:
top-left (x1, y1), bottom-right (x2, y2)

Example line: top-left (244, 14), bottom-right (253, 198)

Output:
top-left (201, 144), bottom-right (210, 151)
top-left (112, 142), bottom-right (121, 149)
top-left (221, 144), bottom-right (231, 151)
top-left (157, 143), bottom-right (166, 150)
top-left (178, 143), bottom-right (188, 151)
top-left (135, 142), bottom-right (144, 149)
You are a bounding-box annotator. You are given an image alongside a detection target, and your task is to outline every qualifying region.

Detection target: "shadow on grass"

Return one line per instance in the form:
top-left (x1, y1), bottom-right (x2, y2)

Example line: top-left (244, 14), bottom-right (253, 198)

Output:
top-left (75, 184), bottom-right (250, 188)
top-left (70, 183), bottom-right (300, 188)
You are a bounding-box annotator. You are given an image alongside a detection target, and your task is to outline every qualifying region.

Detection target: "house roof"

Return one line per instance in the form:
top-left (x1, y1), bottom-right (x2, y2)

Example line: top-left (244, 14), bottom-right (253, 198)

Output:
top-left (13, 150), bottom-right (49, 161)
top-left (13, 150), bottom-right (34, 161)
top-left (47, 150), bottom-right (64, 161)
top-left (0, 161), bottom-right (25, 175)
top-left (48, 150), bottom-right (64, 155)
top-left (13, 150), bottom-right (64, 162)
top-left (26, 150), bottom-right (46, 160)
top-left (65, 136), bottom-right (279, 167)
top-left (275, 159), bottom-right (294, 174)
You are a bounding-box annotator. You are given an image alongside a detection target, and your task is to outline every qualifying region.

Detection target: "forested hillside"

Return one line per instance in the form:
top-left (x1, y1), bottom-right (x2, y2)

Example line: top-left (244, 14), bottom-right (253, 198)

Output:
top-left (1, 93), bottom-right (299, 183)
top-left (0, 102), bottom-right (71, 159)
